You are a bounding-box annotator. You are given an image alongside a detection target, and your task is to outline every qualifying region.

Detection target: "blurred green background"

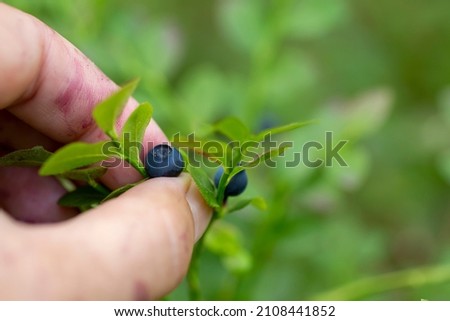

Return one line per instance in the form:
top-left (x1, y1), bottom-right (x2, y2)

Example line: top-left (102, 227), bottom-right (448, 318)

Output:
top-left (6, 0), bottom-right (450, 300)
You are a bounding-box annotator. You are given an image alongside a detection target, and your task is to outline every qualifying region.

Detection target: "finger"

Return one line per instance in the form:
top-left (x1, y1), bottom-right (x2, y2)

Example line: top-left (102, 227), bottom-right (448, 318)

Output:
top-left (0, 166), bottom-right (77, 223)
top-left (0, 4), bottom-right (167, 188)
top-left (0, 110), bottom-right (60, 151)
top-left (0, 112), bottom-right (74, 223)
top-left (0, 174), bottom-right (211, 300)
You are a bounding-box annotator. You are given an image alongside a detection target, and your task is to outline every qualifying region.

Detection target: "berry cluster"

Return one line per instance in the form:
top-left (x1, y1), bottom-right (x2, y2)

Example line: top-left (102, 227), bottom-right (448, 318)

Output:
top-left (145, 144), bottom-right (247, 199)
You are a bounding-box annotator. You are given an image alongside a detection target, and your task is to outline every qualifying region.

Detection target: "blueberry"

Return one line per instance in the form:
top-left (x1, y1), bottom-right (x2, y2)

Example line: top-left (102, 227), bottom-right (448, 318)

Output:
top-left (214, 167), bottom-right (248, 198)
top-left (145, 144), bottom-right (185, 178)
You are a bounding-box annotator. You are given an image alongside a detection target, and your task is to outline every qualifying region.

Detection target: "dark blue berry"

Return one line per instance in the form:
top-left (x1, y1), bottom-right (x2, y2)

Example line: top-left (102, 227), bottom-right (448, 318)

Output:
top-left (145, 144), bottom-right (185, 178)
top-left (214, 167), bottom-right (248, 197)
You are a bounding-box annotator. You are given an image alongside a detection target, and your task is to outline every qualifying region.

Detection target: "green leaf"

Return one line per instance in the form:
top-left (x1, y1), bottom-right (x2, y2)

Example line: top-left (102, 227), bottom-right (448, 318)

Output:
top-left (255, 120), bottom-right (315, 141)
top-left (40, 142), bottom-right (111, 176)
top-left (57, 177), bottom-right (77, 192)
top-left (60, 166), bottom-right (108, 182)
top-left (204, 221), bottom-right (253, 275)
top-left (93, 79), bottom-right (139, 139)
top-left (218, 0), bottom-right (264, 53)
top-left (227, 165), bottom-right (245, 179)
top-left (178, 66), bottom-right (228, 131)
top-left (102, 182), bottom-right (140, 203)
top-left (223, 250), bottom-right (253, 275)
top-left (437, 150), bottom-right (450, 185)
top-left (186, 164), bottom-right (220, 208)
top-left (120, 102), bottom-right (153, 167)
top-left (213, 116), bottom-right (250, 142)
top-left (241, 144), bottom-right (292, 168)
top-left (281, 0), bottom-right (349, 40)
top-left (225, 196), bottom-right (267, 214)
top-left (58, 185), bottom-right (108, 207)
top-left (0, 146), bottom-right (52, 167)
top-left (438, 87), bottom-right (450, 127)
top-left (205, 221), bottom-right (243, 256)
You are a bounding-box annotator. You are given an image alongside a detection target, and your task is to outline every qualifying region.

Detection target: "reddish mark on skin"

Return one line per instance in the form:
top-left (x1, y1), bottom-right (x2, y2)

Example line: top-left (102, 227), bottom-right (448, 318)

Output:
top-left (92, 131), bottom-right (108, 142)
top-left (52, 47), bottom-right (124, 140)
top-left (179, 231), bottom-right (191, 257)
top-left (96, 131), bottom-right (106, 139)
top-left (134, 281), bottom-right (150, 301)
top-left (53, 55), bottom-right (104, 137)
top-left (54, 59), bottom-right (83, 116)
top-left (81, 117), bottom-right (93, 130)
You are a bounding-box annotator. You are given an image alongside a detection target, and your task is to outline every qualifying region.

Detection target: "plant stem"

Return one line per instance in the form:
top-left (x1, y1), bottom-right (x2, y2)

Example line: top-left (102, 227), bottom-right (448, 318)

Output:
top-left (216, 171), bottom-right (230, 205)
top-left (109, 139), bottom-right (148, 178)
top-left (186, 240), bottom-right (203, 300)
top-left (88, 178), bottom-right (110, 194)
top-left (186, 212), bottom-right (218, 300)
top-left (56, 177), bottom-right (76, 192)
top-left (311, 264), bottom-right (450, 300)
top-left (125, 155), bottom-right (147, 178)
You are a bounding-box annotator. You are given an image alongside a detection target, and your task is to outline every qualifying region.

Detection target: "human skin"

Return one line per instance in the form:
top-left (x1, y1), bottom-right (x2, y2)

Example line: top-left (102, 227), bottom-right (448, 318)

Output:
top-left (0, 3), bottom-right (210, 300)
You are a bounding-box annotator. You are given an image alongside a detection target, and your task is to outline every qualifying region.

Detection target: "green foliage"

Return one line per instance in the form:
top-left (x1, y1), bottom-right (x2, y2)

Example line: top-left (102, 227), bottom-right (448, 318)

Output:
top-left (3, 82), bottom-right (150, 211)
top-left (5, 0), bottom-right (450, 301)
top-left (58, 185), bottom-right (108, 208)
top-left (242, 144), bottom-right (291, 168)
top-left (224, 197), bottom-right (267, 215)
top-left (39, 142), bottom-right (110, 176)
top-left (0, 146), bottom-right (51, 167)
top-left (213, 117), bottom-right (250, 143)
top-left (185, 164), bottom-right (220, 209)
top-left (181, 116), bottom-right (308, 211)
top-left (0, 78), bottom-right (300, 303)
top-left (254, 120), bottom-right (317, 141)
top-left (60, 167), bottom-right (108, 182)
top-left (93, 79), bottom-right (139, 140)
top-left (39, 81), bottom-right (150, 207)
top-left (102, 182), bottom-right (140, 203)
top-left (180, 116), bottom-right (307, 299)
top-left (280, 0), bottom-right (349, 40)
top-left (120, 102), bottom-right (153, 168)
top-left (204, 222), bottom-right (253, 275)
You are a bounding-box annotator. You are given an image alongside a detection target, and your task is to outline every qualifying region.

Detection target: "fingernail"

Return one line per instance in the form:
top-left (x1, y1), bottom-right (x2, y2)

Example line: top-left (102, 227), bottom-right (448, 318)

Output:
top-left (184, 175), bottom-right (212, 242)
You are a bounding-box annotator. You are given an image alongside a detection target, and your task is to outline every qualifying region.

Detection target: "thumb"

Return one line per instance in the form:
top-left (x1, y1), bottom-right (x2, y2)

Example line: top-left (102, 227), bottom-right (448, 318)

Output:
top-left (0, 174), bottom-right (211, 300)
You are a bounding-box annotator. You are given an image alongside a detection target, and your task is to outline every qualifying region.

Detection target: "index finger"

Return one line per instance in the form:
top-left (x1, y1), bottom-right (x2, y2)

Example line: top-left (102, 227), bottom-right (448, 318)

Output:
top-left (0, 4), bottom-right (167, 187)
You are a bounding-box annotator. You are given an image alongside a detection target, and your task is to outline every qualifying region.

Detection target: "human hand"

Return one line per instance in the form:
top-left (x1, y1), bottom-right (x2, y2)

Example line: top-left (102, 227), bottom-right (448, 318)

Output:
top-left (0, 3), bottom-right (210, 300)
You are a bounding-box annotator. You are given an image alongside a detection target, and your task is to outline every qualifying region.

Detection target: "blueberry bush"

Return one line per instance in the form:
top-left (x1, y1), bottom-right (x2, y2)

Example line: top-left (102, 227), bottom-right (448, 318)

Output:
top-left (3, 0), bottom-right (450, 300)
top-left (0, 79), bottom-right (309, 299)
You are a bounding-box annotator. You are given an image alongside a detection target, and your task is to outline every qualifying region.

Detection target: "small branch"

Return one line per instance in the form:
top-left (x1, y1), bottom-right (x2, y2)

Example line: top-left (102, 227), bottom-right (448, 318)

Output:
top-left (87, 178), bottom-right (110, 194)
top-left (186, 213), bottom-right (218, 300)
top-left (186, 239), bottom-right (204, 300)
top-left (125, 156), bottom-right (147, 178)
top-left (312, 264), bottom-right (450, 300)
top-left (56, 177), bottom-right (76, 192)
top-left (111, 139), bottom-right (147, 178)
top-left (216, 171), bottom-right (230, 205)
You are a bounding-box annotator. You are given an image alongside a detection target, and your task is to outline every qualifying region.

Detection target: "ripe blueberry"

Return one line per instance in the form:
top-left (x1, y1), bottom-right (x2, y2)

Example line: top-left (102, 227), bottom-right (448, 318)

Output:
top-left (145, 144), bottom-right (185, 178)
top-left (214, 167), bottom-right (248, 198)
